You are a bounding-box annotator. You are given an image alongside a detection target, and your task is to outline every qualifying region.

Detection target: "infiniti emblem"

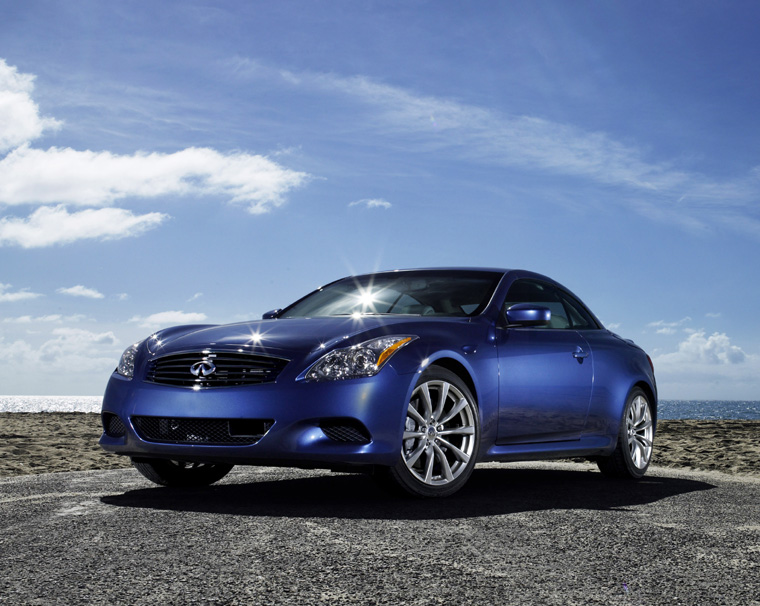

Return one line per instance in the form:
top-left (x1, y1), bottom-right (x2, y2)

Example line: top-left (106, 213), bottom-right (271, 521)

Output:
top-left (190, 360), bottom-right (216, 377)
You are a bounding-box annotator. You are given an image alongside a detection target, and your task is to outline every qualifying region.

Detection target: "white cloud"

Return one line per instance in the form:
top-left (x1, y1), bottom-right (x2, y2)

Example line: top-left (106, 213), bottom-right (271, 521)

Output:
top-left (0, 59), bottom-right (61, 153)
top-left (0, 58), bottom-right (311, 248)
top-left (3, 314), bottom-right (59, 324)
top-left (0, 328), bottom-right (119, 373)
top-left (0, 205), bottom-right (168, 248)
top-left (652, 330), bottom-right (760, 399)
top-left (187, 292), bottom-right (203, 302)
top-left (246, 65), bottom-right (760, 237)
top-left (57, 285), bottom-right (105, 299)
top-left (656, 330), bottom-right (747, 366)
top-left (299, 72), bottom-right (691, 191)
top-left (130, 310), bottom-right (209, 329)
top-left (0, 283), bottom-right (42, 302)
top-left (2, 314), bottom-right (87, 325)
top-left (36, 327), bottom-right (119, 363)
top-left (647, 317), bottom-right (692, 335)
top-left (349, 198), bottom-right (392, 210)
top-left (0, 145), bottom-right (309, 213)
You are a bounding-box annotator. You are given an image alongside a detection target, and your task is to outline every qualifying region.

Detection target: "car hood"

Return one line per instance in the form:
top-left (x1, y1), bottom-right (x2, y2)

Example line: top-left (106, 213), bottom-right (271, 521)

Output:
top-left (147, 316), bottom-right (462, 359)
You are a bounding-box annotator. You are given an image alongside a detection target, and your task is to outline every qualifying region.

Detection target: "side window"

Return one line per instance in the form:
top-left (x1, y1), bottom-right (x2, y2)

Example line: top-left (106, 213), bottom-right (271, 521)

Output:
top-left (503, 279), bottom-right (569, 329)
top-left (558, 291), bottom-right (600, 330)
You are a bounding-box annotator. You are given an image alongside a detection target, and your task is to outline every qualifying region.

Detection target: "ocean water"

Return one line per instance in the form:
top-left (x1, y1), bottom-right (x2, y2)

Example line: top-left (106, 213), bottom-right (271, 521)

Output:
top-left (0, 395), bottom-right (758, 420)
top-left (656, 400), bottom-right (760, 421)
top-left (0, 396), bottom-right (103, 413)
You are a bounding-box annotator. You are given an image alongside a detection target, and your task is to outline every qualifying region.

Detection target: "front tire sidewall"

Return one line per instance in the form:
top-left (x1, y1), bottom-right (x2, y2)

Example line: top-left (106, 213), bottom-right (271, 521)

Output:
top-left (131, 458), bottom-right (234, 487)
top-left (388, 367), bottom-right (480, 498)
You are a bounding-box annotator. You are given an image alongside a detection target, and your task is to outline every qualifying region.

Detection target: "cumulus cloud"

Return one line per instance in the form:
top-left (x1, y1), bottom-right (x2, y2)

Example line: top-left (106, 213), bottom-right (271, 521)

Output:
top-left (57, 285), bottom-right (105, 299)
top-left (652, 330), bottom-right (759, 399)
top-left (0, 205), bottom-right (168, 248)
top-left (0, 59), bottom-right (311, 248)
top-left (0, 59), bottom-right (61, 153)
top-left (349, 198), bottom-right (392, 210)
top-left (0, 328), bottom-right (120, 374)
top-left (36, 327), bottom-right (119, 363)
top-left (130, 310), bottom-right (209, 329)
top-left (0, 283), bottom-right (42, 302)
top-left (0, 145), bottom-right (309, 213)
top-left (656, 330), bottom-right (747, 366)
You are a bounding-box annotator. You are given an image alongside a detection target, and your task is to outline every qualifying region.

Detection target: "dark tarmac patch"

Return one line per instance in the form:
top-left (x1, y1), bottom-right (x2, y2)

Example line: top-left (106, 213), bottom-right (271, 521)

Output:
top-left (1, 463), bottom-right (757, 606)
top-left (101, 464), bottom-right (716, 521)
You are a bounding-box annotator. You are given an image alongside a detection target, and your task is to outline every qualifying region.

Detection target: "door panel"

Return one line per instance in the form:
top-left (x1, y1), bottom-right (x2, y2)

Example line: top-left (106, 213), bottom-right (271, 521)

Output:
top-left (497, 328), bottom-right (593, 444)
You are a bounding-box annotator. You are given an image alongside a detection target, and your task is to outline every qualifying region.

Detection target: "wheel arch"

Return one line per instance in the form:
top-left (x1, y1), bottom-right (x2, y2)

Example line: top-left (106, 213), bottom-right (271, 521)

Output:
top-left (417, 354), bottom-right (499, 455)
top-left (633, 380), bottom-right (658, 427)
top-left (426, 357), bottom-right (478, 404)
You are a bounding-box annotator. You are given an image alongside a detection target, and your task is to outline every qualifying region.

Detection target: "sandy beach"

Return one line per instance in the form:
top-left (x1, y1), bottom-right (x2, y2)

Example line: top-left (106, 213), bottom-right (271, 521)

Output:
top-left (0, 412), bottom-right (757, 478)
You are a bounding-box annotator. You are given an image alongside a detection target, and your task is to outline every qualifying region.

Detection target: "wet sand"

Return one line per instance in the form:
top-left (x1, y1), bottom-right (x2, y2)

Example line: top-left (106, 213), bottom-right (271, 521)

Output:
top-left (0, 412), bottom-right (757, 477)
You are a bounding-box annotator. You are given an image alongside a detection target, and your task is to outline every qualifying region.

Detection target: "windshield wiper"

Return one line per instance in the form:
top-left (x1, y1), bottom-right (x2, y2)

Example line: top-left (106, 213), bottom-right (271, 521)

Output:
top-left (328, 312), bottom-right (422, 317)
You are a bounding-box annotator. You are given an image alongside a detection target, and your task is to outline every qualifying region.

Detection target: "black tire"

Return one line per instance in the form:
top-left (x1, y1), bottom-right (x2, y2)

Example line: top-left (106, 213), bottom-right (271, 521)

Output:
top-left (381, 367), bottom-right (480, 498)
top-left (597, 387), bottom-right (654, 479)
top-left (131, 458), bottom-right (234, 487)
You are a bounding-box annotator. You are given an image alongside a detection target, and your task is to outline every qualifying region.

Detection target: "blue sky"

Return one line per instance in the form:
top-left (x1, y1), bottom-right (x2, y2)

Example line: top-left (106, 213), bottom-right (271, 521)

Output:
top-left (1, 0), bottom-right (759, 398)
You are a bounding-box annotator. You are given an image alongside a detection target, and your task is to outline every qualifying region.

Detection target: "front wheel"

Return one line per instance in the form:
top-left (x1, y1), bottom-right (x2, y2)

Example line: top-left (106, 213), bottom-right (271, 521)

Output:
top-left (597, 388), bottom-right (654, 479)
top-left (131, 458), bottom-right (234, 487)
top-left (382, 367), bottom-right (480, 498)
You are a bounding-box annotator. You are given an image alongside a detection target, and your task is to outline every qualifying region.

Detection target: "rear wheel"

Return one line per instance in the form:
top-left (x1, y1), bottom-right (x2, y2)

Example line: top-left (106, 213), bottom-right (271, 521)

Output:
top-left (597, 388), bottom-right (654, 479)
top-left (382, 367), bottom-right (479, 498)
top-left (131, 458), bottom-right (233, 487)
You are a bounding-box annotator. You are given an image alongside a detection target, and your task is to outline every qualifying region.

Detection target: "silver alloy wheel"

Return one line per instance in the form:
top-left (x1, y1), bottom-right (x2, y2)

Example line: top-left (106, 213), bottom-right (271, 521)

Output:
top-left (626, 394), bottom-right (653, 469)
top-left (402, 379), bottom-right (477, 486)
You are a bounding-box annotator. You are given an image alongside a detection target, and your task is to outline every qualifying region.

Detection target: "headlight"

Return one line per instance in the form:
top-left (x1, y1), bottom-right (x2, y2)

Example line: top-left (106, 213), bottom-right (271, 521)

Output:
top-left (116, 341), bottom-right (143, 378)
top-left (305, 335), bottom-right (417, 381)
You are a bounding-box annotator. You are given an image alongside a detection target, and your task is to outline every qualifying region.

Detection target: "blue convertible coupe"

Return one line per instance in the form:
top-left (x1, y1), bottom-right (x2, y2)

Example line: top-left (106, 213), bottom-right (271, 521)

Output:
top-left (100, 268), bottom-right (656, 497)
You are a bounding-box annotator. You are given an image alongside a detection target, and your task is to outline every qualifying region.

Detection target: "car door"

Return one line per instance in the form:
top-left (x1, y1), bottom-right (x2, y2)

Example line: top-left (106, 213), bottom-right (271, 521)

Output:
top-left (496, 279), bottom-right (593, 444)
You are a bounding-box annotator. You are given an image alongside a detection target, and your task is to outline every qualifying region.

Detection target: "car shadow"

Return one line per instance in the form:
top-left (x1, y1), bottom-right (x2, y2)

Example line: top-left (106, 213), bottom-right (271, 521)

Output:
top-left (100, 465), bottom-right (716, 520)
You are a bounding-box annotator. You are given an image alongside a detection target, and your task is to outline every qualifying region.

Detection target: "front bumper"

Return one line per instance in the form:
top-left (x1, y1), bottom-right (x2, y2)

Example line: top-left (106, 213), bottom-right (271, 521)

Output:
top-left (99, 369), bottom-right (414, 468)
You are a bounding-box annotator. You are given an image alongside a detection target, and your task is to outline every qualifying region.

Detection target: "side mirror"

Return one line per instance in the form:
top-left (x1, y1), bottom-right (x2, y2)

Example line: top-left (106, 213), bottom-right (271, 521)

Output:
top-left (262, 309), bottom-right (283, 320)
top-left (505, 304), bottom-right (551, 327)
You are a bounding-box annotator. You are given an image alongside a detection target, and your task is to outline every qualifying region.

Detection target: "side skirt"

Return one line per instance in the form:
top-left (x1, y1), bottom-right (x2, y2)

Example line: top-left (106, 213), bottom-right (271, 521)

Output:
top-left (482, 435), bottom-right (615, 463)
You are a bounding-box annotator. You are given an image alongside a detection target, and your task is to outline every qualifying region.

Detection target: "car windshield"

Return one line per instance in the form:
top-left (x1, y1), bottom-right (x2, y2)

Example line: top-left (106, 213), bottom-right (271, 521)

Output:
top-left (280, 270), bottom-right (503, 318)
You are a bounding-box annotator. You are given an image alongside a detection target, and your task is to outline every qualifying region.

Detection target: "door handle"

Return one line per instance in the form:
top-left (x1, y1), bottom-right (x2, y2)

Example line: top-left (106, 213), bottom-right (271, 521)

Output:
top-left (572, 347), bottom-right (589, 360)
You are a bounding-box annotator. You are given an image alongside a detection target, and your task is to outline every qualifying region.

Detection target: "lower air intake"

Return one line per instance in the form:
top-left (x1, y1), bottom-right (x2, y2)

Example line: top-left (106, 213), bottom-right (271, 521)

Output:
top-left (320, 419), bottom-right (372, 444)
top-left (102, 413), bottom-right (126, 438)
top-left (132, 416), bottom-right (273, 446)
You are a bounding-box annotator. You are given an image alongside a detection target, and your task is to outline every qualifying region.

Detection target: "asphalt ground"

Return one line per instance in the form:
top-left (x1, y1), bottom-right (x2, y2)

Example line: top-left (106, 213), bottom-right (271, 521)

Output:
top-left (0, 462), bottom-right (758, 606)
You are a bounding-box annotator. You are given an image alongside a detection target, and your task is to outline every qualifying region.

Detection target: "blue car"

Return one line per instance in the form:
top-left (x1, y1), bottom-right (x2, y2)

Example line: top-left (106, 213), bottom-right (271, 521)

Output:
top-left (100, 268), bottom-right (657, 497)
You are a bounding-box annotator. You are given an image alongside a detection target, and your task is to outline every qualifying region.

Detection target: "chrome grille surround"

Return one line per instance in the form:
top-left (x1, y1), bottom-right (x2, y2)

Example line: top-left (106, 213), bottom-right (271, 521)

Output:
top-left (145, 351), bottom-right (289, 389)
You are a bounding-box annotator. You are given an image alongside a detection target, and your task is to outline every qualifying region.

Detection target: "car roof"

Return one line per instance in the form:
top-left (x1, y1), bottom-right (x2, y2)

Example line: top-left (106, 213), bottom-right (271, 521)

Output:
top-left (347, 267), bottom-right (511, 278)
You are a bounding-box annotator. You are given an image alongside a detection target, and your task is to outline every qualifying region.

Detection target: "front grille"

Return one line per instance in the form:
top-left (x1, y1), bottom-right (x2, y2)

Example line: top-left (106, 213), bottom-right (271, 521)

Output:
top-left (103, 413), bottom-right (126, 438)
top-left (145, 351), bottom-right (289, 389)
top-left (320, 419), bottom-right (372, 444)
top-left (132, 416), bottom-right (273, 445)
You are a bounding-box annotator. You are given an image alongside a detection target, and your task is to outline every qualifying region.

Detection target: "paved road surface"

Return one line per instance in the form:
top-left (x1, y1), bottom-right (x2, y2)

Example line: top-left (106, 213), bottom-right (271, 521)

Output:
top-left (1, 462), bottom-right (758, 605)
